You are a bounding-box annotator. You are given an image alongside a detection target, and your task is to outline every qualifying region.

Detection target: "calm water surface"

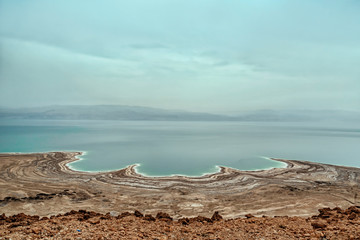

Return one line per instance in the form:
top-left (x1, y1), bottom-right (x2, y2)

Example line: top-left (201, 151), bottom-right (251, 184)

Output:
top-left (0, 120), bottom-right (359, 176)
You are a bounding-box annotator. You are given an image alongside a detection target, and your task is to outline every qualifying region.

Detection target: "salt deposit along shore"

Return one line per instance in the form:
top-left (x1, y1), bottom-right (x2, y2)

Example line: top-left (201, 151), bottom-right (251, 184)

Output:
top-left (0, 152), bottom-right (359, 219)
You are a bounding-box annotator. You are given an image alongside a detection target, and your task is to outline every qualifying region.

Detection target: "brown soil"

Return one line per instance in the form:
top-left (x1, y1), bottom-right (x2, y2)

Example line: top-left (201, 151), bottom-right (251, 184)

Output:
top-left (1, 206), bottom-right (360, 239)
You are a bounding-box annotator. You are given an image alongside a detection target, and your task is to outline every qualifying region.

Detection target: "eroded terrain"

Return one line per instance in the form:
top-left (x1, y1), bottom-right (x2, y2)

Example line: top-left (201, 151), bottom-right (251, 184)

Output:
top-left (0, 152), bottom-right (359, 219)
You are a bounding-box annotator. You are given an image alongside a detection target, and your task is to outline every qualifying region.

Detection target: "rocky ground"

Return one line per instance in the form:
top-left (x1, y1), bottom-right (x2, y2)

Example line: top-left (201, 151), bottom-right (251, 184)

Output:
top-left (1, 206), bottom-right (360, 239)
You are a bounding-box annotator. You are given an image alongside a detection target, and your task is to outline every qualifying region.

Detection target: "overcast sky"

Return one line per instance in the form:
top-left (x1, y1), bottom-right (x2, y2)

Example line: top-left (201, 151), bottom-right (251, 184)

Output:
top-left (0, 0), bottom-right (359, 113)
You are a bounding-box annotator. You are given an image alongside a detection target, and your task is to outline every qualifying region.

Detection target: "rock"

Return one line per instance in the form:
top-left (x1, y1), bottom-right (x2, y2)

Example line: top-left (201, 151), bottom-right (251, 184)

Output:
top-left (178, 218), bottom-right (190, 225)
top-left (134, 210), bottom-right (143, 218)
top-left (100, 213), bottom-right (111, 220)
top-left (311, 221), bottom-right (327, 229)
top-left (1, 207), bottom-right (360, 239)
top-left (333, 207), bottom-right (342, 213)
top-left (78, 214), bottom-right (91, 221)
top-left (31, 226), bottom-right (42, 234)
top-left (65, 210), bottom-right (77, 216)
top-left (8, 222), bottom-right (27, 228)
top-left (345, 206), bottom-right (360, 215)
top-left (348, 212), bottom-right (357, 220)
top-left (318, 208), bottom-right (332, 219)
top-left (117, 212), bottom-right (132, 219)
top-left (156, 212), bottom-right (172, 221)
top-left (211, 211), bottom-right (223, 221)
top-left (245, 214), bottom-right (255, 219)
top-left (190, 216), bottom-right (212, 223)
top-left (88, 218), bottom-right (100, 225)
top-left (144, 214), bottom-right (155, 221)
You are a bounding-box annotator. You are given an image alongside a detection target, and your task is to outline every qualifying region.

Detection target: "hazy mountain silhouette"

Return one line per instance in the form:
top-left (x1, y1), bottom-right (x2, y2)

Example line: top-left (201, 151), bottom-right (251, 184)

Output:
top-left (0, 105), bottom-right (359, 122)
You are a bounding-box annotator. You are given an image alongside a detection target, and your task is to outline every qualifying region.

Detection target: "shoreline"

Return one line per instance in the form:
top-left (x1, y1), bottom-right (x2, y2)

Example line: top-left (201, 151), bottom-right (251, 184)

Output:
top-left (54, 151), bottom-right (293, 179)
top-left (1, 151), bottom-right (359, 219)
top-left (49, 151), bottom-right (290, 178)
top-left (2, 151), bottom-right (289, 178)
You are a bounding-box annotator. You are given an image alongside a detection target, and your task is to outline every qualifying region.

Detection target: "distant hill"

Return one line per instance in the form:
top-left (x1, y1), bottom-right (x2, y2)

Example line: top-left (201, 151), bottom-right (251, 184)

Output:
top-left (227, 109), bottom-right (360, 122)
top-left (0, 105), bottom-right (232, 121)
top-left (0, 105), bottom-right (359, 122)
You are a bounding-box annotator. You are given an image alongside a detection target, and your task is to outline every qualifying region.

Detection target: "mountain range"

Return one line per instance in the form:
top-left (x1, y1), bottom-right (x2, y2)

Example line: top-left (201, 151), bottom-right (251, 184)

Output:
top-left (0, 105), bottom-right (359, 122)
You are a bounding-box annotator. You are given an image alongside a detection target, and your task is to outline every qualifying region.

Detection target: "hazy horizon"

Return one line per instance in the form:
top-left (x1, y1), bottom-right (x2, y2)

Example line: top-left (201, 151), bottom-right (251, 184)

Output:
top-left (1, 0), bottom-right (360, 112)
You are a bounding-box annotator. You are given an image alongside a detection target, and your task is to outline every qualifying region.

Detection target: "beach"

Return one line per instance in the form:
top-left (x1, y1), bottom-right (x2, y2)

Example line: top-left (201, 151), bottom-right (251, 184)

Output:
top-left (1, 152), bottom-right (359, 219)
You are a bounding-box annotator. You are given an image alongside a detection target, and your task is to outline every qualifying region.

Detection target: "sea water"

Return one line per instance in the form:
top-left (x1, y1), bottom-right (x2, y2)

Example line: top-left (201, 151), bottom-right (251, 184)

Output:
top-left (0, 119), bottom-right (359, 176)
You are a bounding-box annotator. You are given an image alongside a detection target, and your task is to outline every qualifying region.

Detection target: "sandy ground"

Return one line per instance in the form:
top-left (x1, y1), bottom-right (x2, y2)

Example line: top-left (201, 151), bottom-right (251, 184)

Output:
top-left (0, 152), bottom-right (360, 219)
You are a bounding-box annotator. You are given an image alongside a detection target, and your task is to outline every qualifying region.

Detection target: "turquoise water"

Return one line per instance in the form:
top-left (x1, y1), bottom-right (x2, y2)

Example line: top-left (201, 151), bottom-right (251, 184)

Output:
top-left (0, 120), bottom-right (359, 176)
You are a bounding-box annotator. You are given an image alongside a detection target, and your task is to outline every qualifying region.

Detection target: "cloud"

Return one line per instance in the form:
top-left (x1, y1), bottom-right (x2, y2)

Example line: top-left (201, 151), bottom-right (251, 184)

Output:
top-left (0, 0), bottom-right (359, 112)
top-left (0, 37), bottom-right (259, 109)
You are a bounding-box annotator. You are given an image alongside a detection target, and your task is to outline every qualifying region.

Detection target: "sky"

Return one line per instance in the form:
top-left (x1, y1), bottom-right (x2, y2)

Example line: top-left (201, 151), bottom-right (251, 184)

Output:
top-left (0, 0), bottom-right (359, 113)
